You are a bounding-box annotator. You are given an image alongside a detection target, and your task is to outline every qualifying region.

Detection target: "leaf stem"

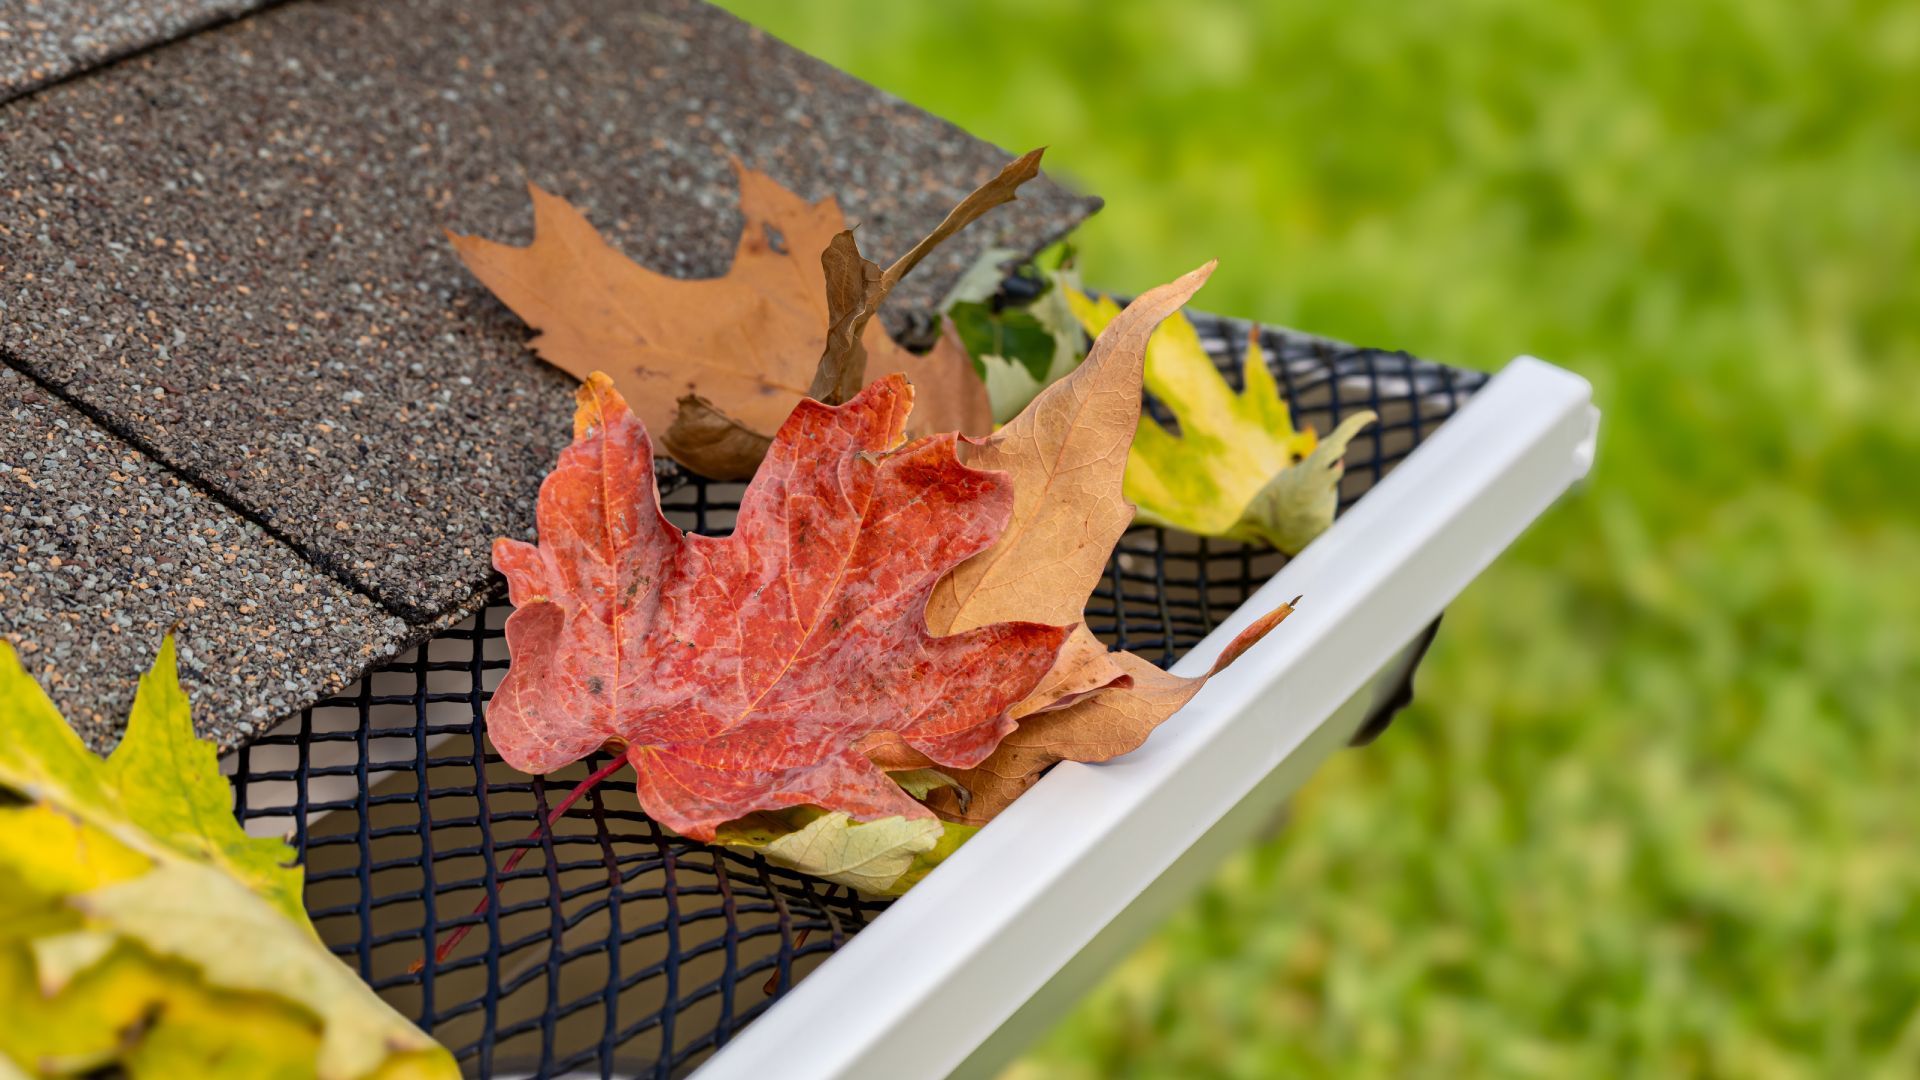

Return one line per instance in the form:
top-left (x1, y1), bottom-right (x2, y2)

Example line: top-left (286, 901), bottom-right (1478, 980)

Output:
top-left (411, 754), bottom-right (629, 973)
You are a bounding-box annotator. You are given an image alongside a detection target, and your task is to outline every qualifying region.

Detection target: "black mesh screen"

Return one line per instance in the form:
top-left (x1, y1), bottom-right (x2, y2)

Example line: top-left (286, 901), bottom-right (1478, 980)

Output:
top-left (224, 310), bottom-right (1487, 1078)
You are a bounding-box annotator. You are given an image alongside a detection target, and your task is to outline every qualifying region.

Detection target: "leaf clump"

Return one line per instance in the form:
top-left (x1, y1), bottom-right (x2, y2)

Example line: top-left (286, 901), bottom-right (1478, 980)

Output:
top-left (485, 259), bottom-right (1296, 881)
top-left (466, 152), bottom-right (1305, 898)
top-left (887, 261), bottom-right (1298, 821)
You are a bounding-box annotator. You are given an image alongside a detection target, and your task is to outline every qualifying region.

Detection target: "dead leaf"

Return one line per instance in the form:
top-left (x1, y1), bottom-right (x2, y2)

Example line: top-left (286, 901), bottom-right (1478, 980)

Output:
top-left (0, 639), bottom-right (456, 1079)
top-left (929, 262), bottom-right (1216, 635)
top-left (713, 807), bottom-right (959, 897)
top-left (668, 149), bottom-right (1046, 478)
top-left (1234, 410), bottom-right (1379, 553)
top-left (1066, 294), bottom-right (1377, 555)
top-left (908, 262), bottom-right (1300, 824)
top-left (926, 602), bottom-right (1296, 824)
top-left (809, 230), bottom-right (889, 404)
top-left (814, 149), bottom-right (1044, 393)
top-left (919, 263), bottom-right (1220, 728)
top-left (487, 372), bottom-right (1069, 842)
top-left (450, 156), bottom-right (1018, 478)
top-left (654, 392), bottom-right (774, 478)
top-left (886, 768), bottom-right (967, 804)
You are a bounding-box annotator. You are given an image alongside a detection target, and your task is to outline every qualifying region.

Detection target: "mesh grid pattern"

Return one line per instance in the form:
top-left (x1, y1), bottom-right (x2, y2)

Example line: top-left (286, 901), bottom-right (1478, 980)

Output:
top-left (223, 310), bottom-right (1487, 1078)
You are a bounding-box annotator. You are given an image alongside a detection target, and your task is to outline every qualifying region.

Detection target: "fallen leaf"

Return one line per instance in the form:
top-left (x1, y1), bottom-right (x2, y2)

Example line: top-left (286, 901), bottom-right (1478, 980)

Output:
top-left (950, 301), bottom-right (1057, 382)
top-left (488, 371), bottom-right (1069, 843)
top-left (927, 602), bottom-right (1296, 825)
top-left (819, 149), bottom-right (1045, 389)
top-left (932, 264), bottom-right (1215, 633)
top-left (914, 320), bottom-right (1004, 439)
top-left (713, 807), bottom-right (970, 897)
top-left (102, 642), bottom-right (307, 921)
top-left (922, 263), bottom-right (1222, 726)
top-left (909, 263), bottom-right (1301, 824)
top-left (667, 150), bottom-right (1045, 478)
top-left (0, 639), bottom-right (456, 1080)
top-left (1236, 411), bottom-right (1379, 554)
top-left (1067, 293), bottom-right (1377, 554)
top-left (887, 816), bottom-right (979, 893)
top-left (886, 768), bottom-right (967, 803)
top-left (450, 156), bottom-right (1021, 477)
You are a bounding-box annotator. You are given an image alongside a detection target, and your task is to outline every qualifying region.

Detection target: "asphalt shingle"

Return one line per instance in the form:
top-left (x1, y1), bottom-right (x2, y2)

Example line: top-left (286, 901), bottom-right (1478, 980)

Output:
top-left (0, 0), bottom-right (272, 104)
top-left (0, 0), bottom-right (1098, 626)
top-left (0, 367), bottom-right (411, 752)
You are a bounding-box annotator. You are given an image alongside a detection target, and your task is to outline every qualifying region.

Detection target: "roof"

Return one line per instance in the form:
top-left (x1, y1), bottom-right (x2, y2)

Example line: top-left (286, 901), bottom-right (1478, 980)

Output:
top-left (0, 0), bottom-right (268, 105)
top-left (0, 0), bottom-right (1099, 750)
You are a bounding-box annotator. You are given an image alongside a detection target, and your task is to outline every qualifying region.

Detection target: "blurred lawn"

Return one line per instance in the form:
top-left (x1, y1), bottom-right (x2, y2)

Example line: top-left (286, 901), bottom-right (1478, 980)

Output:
top-left (719, 2), bottom-right (1920, 1075)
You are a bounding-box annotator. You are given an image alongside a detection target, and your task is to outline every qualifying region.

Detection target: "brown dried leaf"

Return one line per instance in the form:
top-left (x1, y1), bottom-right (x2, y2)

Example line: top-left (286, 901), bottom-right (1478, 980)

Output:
top-left (907, 261), bottom-right (1298, 824)
top-left (926, 602), bottom-right (1296, 824)
top-left (658, 393), bottom-right (774, 482)
top-left (927, 261), bottom-right (1217, 636)
top-left (810, 230), bottom-right (886, 404)
top-left (448, 159), bottom-right (993, 475)
top-left (918, 263), bottom-right (1219, 728)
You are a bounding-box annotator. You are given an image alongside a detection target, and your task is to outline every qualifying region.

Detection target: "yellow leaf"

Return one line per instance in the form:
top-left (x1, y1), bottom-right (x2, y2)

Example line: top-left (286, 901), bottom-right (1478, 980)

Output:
top-left (1235, 410), bottom-right (1380, 555)
top-left (0, 639), bottom-right (457, 1080)
top-left (886, 768), bottom-right (966, 802)
top-left (714, 807), bottom-right (972, 898)
top-left (1066, 291), bottom-right (1375, 554)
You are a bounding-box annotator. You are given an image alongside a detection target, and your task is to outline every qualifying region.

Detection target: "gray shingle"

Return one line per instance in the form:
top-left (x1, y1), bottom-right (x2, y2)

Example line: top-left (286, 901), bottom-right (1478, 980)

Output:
top-left (0, 0), bottom-right (272, 104)
top-left (0, 0), bottom-right (1099, 625)
top-left (0, 367), bottom-right (411, 753)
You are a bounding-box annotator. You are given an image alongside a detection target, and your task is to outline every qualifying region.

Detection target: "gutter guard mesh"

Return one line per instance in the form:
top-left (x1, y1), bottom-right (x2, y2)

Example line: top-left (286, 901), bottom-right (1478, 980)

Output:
top-left (224, 309), bottom-right (1486, 1077)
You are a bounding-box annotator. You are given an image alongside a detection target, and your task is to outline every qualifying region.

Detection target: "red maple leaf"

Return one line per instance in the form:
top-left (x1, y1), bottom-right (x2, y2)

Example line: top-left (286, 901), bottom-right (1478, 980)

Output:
top-left (489, 372), bottom-right (1069, 842)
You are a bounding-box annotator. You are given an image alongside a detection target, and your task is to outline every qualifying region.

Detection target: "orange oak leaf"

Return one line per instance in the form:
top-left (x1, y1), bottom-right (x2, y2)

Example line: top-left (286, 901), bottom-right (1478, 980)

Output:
top-left (449, 160), bottom-right (991, 471)
top-left (487, 371), bottom-right (1068, 842)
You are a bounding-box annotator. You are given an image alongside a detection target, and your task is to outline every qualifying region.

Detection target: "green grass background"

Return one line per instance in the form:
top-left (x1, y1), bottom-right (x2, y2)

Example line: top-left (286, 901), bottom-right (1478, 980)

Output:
top-left (717, 2), bottom-right (1920, 1074)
